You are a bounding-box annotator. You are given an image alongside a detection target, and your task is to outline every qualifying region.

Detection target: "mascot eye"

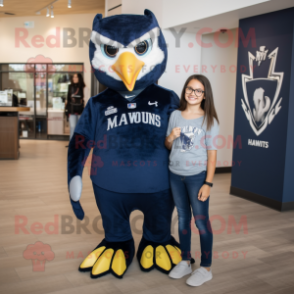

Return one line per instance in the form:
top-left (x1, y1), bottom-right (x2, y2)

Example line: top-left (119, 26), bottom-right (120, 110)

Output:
top-left (101, 44), bottom-right (119, 58)
top-left (134, 38), bottom-right (152, 56)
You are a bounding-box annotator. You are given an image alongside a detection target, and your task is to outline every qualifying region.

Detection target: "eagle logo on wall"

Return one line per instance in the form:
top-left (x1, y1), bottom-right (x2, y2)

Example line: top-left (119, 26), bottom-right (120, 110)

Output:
top-left (241, 47), bottom-right (284, 136)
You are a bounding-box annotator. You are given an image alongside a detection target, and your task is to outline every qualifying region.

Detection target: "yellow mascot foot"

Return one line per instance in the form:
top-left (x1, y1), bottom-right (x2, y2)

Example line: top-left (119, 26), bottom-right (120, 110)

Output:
top-left (78, 238), bottom-right (135, 279)
top-left (137, 236), bottom-right (182, 274)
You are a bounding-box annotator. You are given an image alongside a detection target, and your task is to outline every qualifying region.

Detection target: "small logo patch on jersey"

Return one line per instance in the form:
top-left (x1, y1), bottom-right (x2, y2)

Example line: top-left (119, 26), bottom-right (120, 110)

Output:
top-left (127, 103), bottom-right (136, 109)
top-left (105, 106), bottom-right (117, 116)
top-left (148, 101), bottom-right (158, 107)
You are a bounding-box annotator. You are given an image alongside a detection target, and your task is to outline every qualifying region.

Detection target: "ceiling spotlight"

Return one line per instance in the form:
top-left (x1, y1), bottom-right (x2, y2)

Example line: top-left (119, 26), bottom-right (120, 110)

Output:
top-left (68, 0), bottom-right (71, 8)
top-left (46, 7), bottom-right (50, 17)
top-left (0, 0), bottom-right (4, 7)
top-left (51, 6), bottom-right (54, 18)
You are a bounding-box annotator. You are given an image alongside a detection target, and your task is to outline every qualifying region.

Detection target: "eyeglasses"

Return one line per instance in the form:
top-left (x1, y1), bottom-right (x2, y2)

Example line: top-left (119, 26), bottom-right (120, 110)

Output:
top-left (185, 87), bottom-right (205, 97)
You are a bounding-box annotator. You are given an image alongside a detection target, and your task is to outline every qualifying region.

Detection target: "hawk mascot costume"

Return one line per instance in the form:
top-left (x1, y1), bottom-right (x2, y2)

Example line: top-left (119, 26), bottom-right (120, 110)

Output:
top-left (67, 9), bottom-right (182, 279)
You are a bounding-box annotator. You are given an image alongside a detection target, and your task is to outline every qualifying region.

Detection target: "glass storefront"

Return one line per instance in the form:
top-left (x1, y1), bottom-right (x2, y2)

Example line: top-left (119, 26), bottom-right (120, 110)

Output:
top-left (0, 63), bottom-right (84, 140)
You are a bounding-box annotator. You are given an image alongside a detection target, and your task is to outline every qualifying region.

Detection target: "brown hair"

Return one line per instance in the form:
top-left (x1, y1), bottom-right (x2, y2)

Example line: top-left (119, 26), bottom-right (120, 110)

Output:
top-left (178, 74), bottom-right (219, 130)
top-left (71, 73), bottom-right (86, 89)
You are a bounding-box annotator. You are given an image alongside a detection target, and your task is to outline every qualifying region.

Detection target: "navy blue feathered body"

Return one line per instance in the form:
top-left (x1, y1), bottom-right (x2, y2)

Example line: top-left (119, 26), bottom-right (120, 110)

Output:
top-left (69, 83), bottom-right (179, 193)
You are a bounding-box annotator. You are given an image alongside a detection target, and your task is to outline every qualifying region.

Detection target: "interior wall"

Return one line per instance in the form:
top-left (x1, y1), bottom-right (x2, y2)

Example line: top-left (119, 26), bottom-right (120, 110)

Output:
top-left (159, 29), bottom-right (202, 97)
top-left (201, 28), bottom-right (238, 168)
top-left (105, 0), bottom-right (122, 17)
top-left (0, 13), bottom-right (99, 103)
top-left (122, 0), bottom-right (163, 25)
top-left (121, 0), bottom-right (270, 29)
top-left (162, 0), bottom-right (270, 28)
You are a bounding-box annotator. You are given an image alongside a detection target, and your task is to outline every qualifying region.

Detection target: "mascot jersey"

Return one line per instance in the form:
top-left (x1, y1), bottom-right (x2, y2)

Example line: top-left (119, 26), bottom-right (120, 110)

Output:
top-left (67, 9), bottom-right (184, 279)
top-left (71, 83), bottom-right (179, 193)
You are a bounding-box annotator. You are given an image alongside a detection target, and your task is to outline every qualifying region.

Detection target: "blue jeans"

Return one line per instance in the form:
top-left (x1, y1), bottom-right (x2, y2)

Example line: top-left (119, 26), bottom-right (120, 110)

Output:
top-left (169, 170), bottom-right (213, 267)
top-left (69, 114), bottom-right (81, 141)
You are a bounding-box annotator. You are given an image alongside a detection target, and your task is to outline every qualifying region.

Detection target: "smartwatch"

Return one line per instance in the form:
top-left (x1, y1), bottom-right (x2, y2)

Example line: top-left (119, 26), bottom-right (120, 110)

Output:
top-left (204, 181), bottom-right (213, 187)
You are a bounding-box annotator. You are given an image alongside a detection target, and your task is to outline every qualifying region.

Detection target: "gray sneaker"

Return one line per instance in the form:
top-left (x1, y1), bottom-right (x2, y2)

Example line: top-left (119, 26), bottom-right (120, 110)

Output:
top-left (186, 267), bottom-right (213, 286)
top-left (168, 261), bottom-right (192, 279)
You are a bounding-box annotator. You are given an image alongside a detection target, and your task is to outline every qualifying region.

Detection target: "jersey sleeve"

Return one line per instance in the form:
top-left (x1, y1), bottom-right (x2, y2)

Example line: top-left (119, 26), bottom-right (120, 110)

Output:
top-left (166, 111), bottom-right (176, 137)
top-left (205, 118), bottom-right (220, 150)
top-left (67, 98), bottom-right (97, 186)
top-left (168, 90), bottom-right (180, 116)
top-left (166, 91), bottom-right (179, 136)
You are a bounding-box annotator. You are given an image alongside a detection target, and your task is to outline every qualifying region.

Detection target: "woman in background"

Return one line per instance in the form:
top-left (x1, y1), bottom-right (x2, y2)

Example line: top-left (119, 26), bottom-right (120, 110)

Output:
top-left (66, 73), bottom-right (85, 144)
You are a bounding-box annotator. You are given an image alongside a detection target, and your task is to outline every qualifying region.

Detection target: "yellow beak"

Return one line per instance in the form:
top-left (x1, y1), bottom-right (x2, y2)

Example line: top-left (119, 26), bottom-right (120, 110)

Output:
top-left (111, 52), bottom-right (145, 91)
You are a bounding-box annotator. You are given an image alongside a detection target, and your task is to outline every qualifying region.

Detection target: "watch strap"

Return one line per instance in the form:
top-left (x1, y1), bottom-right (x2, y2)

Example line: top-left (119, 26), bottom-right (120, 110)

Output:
top-left (204, 181), bottom-right (213, 187)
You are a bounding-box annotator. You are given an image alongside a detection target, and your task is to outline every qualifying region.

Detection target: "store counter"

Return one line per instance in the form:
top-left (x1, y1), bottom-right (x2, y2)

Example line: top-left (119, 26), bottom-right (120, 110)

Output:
top-left (48, 108), bottom-right (65, 135)
top-left (0, 107), bottom-right (30, 159)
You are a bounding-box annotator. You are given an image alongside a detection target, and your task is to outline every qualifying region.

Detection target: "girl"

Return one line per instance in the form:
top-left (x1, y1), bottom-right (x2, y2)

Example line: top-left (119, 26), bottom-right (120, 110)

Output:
top-left (165, 74), bottom-right (219, 286)
top-left (66, 73), bottom-right (86, 142)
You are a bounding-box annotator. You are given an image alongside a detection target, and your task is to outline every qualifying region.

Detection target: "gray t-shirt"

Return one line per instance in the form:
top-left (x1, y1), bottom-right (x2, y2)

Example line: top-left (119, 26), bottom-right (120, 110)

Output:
top-left (166, 110), bottom-right (219, 176)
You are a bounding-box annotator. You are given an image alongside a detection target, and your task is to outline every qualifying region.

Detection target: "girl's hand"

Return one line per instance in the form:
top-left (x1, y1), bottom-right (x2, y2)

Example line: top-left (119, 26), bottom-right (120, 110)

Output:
top-left (168, 127), bottom-right (181, 142)
top-left (198, 185), bottom-right (210, 202)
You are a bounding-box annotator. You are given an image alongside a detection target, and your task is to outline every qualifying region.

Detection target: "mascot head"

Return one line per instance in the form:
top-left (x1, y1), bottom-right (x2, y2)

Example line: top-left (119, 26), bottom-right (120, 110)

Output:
top-left (89, 9), bottom-right (167, 92)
